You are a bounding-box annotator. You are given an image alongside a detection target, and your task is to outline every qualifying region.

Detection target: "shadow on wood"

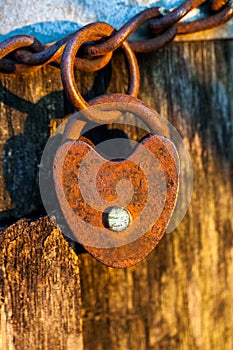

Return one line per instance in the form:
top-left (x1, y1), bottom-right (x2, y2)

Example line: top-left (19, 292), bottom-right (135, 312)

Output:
top-left (0, 41), bottom-right (233, 350)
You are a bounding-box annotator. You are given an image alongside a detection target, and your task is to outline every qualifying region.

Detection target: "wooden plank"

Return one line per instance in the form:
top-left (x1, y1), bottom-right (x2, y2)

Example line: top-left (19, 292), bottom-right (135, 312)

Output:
top-left (0, 39), bottom-right (232, 350)
top-left (0, 67), bottom-right (83, 349)
top-left (0, 66), bottom-right (64, 223)
top-left (0, 217), bottom-right (83, 350)
top-left (79, 41), bottom-right (233, 349)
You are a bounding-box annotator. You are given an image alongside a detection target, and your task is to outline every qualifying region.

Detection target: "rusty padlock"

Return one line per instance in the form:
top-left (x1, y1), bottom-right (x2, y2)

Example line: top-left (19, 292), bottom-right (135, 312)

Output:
top-left (53, 94), bottom-right (180, 268)
top-left (51, 23), bottom-right (180, 268)
top-left (50, 23), bottom-right (179, 268)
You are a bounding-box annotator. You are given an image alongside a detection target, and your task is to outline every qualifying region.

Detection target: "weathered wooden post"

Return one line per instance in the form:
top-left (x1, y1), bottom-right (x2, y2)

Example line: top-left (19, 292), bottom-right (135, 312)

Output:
top-left (0, 1), bottom-right (233, 349)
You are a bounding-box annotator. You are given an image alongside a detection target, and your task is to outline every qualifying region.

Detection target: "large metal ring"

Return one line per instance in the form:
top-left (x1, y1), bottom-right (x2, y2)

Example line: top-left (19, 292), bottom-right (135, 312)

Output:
top-left (61, 22), bottom-right (140, 122)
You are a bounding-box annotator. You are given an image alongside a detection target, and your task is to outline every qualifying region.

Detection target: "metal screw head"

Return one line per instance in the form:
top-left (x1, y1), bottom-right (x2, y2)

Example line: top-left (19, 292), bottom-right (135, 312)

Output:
top-left (106, 206), bottom-right (131, 232)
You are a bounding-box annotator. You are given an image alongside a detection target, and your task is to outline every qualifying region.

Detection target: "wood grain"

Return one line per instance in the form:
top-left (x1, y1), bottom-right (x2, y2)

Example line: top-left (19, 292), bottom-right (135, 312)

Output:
top-left (0, 66), bottom-right (64, 223)
top-left (0, 40), bottom-right (233, 349)
top-left (79, 41), bottom-right (233, 350)
top-left (0, 217), bottom-right (83, 350)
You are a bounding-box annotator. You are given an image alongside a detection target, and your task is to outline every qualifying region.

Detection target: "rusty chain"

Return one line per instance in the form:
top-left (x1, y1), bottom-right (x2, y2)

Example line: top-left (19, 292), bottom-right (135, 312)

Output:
top-left (0, 0), bottom-right (232, 117)
top-left (0, 0), bottom-right (232, 75)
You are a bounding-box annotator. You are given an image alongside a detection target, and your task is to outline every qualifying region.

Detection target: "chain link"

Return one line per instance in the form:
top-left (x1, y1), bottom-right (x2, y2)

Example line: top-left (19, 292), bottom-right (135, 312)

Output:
top-left (0, 0), bottom-right (232, 74)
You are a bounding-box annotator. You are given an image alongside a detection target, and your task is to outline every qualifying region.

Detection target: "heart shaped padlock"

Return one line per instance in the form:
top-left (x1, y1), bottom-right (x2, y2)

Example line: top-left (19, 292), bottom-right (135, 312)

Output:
top-left (51, 23), bottom-right (180, 267)
top-left (53, 95), bottom-right (180, 268)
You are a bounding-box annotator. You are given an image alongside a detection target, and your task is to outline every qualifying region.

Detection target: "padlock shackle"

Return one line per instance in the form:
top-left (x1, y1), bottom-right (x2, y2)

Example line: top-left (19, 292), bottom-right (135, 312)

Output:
top-left (62, 94), bottom-right (169, 142)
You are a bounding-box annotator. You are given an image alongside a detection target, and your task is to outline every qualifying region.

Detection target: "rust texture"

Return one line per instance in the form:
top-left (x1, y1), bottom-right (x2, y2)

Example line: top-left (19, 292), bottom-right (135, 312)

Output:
top-left (53, 133), bottom-right (179, 268)
top-left (177, 0), bottom-right (233, 33)
top-left (209, 0), bottom-right (229, 11)
top-left (1, 0), bottom-right (232, 269)
top-left (52, 93), bottom-right (180, 267)
top-left (55, 12), bottom-right (181, 267)
top-left (0, 1), bottom-right (232, 73)
top-left (61, 22), bottom-right (140, 115)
